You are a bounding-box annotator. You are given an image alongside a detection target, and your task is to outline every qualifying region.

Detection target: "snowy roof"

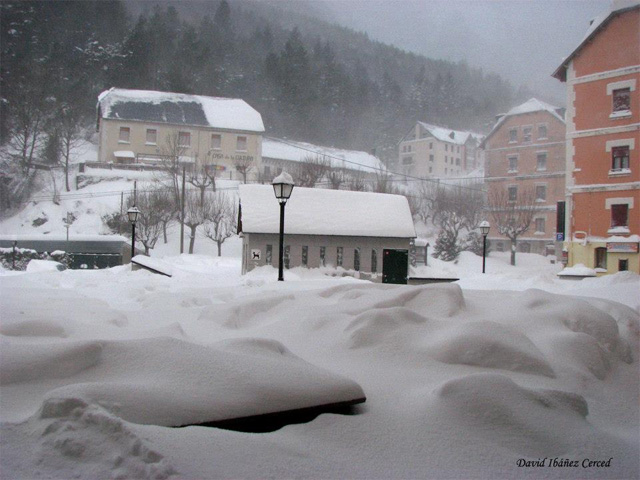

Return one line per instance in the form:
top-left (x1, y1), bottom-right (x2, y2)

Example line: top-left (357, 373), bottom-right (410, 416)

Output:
top-left (98, 88), bottom-right (265, 133)
top-left (481, 98), bottom-right (565, 147)
top-left (262, 138), bottom-right (386, 173)
top-left (239, 184), bottom-right (416, 238)
top-left (553, 1), bottom-right (640, 81)
top-left (415, 123), bottom-right (484, 146)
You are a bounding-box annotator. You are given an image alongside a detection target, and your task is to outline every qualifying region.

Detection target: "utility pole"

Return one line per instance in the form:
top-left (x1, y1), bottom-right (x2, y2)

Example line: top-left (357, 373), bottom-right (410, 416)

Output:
top-left (180, 165), bottom-right (186, 254)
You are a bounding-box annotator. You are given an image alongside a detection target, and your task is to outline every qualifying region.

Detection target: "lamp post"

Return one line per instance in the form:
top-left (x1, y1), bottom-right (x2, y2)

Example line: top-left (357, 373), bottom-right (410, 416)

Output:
top-left (425, 242), bottom-right (430, 266)
top-left (480, 220), bottom-right (490, 274)
top-left (272, 172), bottom-right (294, 281)
top-left (127, 206), bottom-right (140, 261)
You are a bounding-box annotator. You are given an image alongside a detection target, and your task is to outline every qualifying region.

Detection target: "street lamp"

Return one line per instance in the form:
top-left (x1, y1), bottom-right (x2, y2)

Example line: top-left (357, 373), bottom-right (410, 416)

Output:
top-left (127, 206), bottom-right (140, 261)
top-left (272, 172), bottom-right (294, 281)
top-left (425, 242), bottom-right (430, 266)
top-left (480, 220), bottom-right (490, 274)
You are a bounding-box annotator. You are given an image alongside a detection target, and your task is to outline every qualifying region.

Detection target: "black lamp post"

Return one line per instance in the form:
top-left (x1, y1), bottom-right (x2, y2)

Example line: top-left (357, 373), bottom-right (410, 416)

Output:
top-left (272, 172), bottom-right (294, 281)
top-left (480, 220), bottom-right (490, 274)
top-left (425, 242), bottom-right (430, 266)
top-left (127, 206), bottom-right (140, 261)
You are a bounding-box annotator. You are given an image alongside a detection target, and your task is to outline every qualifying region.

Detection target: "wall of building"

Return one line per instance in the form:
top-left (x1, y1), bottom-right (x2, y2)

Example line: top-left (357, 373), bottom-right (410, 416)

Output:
top-left (398, 124), bottom-right (466, 178)
top-left (242, 232), bottom-right (411, 278)
top-left (563, 7), bottom-right (639, 274)
top-left (98, 118), bottom-right (263, 181)
top-left (484, 110), bottom-right (566, 255)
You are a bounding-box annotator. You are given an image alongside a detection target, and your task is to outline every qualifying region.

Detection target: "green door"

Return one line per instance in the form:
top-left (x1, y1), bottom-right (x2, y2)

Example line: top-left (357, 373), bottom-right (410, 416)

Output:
top-left (382, 249), bottom-right (409, 284)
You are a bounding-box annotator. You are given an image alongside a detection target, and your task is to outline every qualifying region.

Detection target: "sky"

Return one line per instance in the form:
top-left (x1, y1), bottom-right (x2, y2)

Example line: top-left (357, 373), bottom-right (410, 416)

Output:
top-left (315, 0), bottom-right (611, 105)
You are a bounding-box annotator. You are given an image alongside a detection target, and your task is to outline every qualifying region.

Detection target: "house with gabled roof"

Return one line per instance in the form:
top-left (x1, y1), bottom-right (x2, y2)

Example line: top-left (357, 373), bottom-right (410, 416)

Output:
top-left (261, 137), bottom-right (386, 183)
top-left (552, 0), bottom-right (639, 275)
top-left (238, 184), bottom-right (416, 283)
top-left (481, 98), bottom-right (566, 257)
top-left (396, 122), bottom-right (484, 179)
top-left (96, 88), bottom-right (265, 181)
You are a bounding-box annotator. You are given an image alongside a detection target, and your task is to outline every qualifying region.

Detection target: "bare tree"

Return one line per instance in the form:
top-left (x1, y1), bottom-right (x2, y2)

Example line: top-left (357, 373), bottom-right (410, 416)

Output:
top-left (373, 171), bottom-right (396, 194)
top-left (488, 187), bottom-right (540, 266)
top-left (327, 169), bottom-right (345, 189)
top-left (152, 187), bottom-right (175, 244)
top-left (294, 155), bottom-right (330, 187)
top-left (189, 166), bottom-right (215, 205)
top-left (126, 188), bottom-right (165, 255)
top-left (156, 133), bottom-right (188, 208)
top-left (183, 190), bottom-right (210, 254)
top-left (346, 170), bottom-right (368, 191)
top-left (203, 191), bottom-right (237, 256)
top-left (7, 87), bottom-right (48, 175)
top-left (234, 156), bottom-right (254, 184)
top-left (58, 104), bottom-right (85, 192)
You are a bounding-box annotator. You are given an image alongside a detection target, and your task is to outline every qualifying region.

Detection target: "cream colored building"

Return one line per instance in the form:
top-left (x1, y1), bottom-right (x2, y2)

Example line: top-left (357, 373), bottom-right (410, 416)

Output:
top-left (96, 88), bottom-right (265, 181)
top-left (395, 122), bottom-right (484, 179)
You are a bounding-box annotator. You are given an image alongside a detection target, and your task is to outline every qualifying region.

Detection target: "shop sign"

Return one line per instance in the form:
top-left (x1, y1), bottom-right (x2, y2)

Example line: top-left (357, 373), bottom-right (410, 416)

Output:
top-left (606, 242), bottom-right (639, 253)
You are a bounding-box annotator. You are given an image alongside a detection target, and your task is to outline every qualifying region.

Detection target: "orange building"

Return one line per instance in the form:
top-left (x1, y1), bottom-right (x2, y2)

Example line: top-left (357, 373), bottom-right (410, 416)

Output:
top-left (553, 1), bottom-right (639, 274)
top-left (482, 98), bottom-right (566, 256)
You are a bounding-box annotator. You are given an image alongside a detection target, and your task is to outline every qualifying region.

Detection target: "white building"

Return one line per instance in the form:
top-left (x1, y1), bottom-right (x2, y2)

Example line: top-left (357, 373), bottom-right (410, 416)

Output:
top-left (238, 184), bottom-right (416, 283)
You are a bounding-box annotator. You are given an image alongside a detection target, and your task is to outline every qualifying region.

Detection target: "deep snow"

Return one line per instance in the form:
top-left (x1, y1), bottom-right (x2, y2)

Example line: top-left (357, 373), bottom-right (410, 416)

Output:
top-left (1, 161), bottom-right (639, 479)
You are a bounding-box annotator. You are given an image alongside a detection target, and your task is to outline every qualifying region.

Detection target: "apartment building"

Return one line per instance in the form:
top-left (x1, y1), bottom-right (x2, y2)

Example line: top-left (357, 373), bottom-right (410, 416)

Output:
top-left (396, 122), bottom-right (483, 179)
top-left (553, 1), bottom-right (639, 274)
top-left (482, 98), bottom-right (567, 256)
top-left (96, 88), bottom-right (265, 181)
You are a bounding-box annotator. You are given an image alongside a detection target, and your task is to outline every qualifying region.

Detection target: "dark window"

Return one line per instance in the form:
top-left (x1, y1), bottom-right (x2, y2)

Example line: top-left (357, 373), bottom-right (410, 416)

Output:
top-left (611, 204), bottom-right (629, 228)
top-left (508, 156), bottom-right (518, 171)
top-left (537, 153), bottom-right (547, 171)
top-left (119, 127), bottom-right (130, 142)
top-left (264, 165), bottom-right (271, 178)
top-left (371, 249), bottom-right (377, 273)
top-left (535, 218), bottom-right (545, 233)
top-left (508, 186), bottom-right (518, 202)
top-left (520, 242), bottom-right (531, 253)
top-left (354, 248), bottom-right (360, 271)
top-left (538, 125), bottom-right (547, 139)
top-left (536, 185), bottom-right (546, 201)
top-left (445, 145), bottom-right (448, 152)
top-left (319, 247), bottom-right (326, 267)
top-left (302, 246), bottom-right (308, 266)
top-left (429, 154), bottom-right (434, 162)
top-left (146, 129), bottom-right (157, 145)
top-left (402, 156), bottom-right (413, 165)
top-left (266, 244), bottom-right (273, 265)
top-left (612, 146), bottom-right (630, 171)
top-left (284, 245), bottom-right (290, 269)
top-left (509, 128), bottom-right (517, 142)
top-left (236, 135), bottom-right (247, 151)
top-left (429, 142), bottom-right (433, 149)
top-left (595, 247), bottom-right (607, 269)
top-left (337, 247), bottom-right (343, 267)
top-left (613, 88), bottom-right (631, 112)
top-left (618, 259), bottom-right (629, 271)
top-left (523, 126), bottom-right (532, 142)
top-left (211, 134), bottom-right (222, 149)
top-left (178, 131), bottom-right (191, 147)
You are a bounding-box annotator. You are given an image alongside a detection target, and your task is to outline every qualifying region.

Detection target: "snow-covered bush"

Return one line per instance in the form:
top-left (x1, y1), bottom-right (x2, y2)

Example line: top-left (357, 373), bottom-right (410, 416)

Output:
top-left (433, 229), bottom-right (462, 262)
top-left (464, 231), bottom-right (491, 257)
top-left (0, 247), bottom-right (69, 271)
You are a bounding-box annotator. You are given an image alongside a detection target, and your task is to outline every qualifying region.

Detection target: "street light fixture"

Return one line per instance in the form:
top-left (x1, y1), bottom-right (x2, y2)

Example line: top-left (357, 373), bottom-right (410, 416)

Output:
top-left (480, 220), bottom-right (490, 274)
top-left (127, 206), bottom-right (140, 261)
top-left (272, 172), bottom-right (295, 281)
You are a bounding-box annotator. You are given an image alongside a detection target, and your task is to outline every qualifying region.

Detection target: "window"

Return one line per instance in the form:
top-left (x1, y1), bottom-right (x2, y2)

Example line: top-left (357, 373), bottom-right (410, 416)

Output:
top-left (538, 124), bottom-right (547, 139)
top-left (236, 136), bottom-right (247, 151)
top-left (537, 153), bottom-right (547, 171)
top-left (284, 245), bottom-right (290, 269)
top-left (612, 146), bottom-right (630, 171)
top-left (445, 145), bottom-right (448, 152)
top-left (535, 217), bottom-right (545, 233)
top-left (508, 156), bottom-right (518, 172)
top-left (445, 168), bottom-right (448, 174)
top-left (520, 242), bottom-right (531, 253)
top-left (178, 131), bottom-right (191, 147)
top-left (536, 185), bottom-right (547, 201)
top-left (119, 127), bottom-right (130, 143)
top-left (509, 128), bottom-right (517, 142)
top-left (457, 146), bottom-right (460, 153)
top-left (354, 248), bottom-right (360, 271)
top-left (402, 156), bottom-right (413, 165)
top-left (429, 166), bottom-right (433, 173)
top-left (613, 88), bottom-right (631, 113)
top-left (611, 204), bottom-right (629, 228)
top-left (336, 247), bottom-right (343, 267)
top-left (211, 134), bottom-right (222, 150)
top-left (264, 165), bottom-right (271, 178)
top-left (320, 247), bottom-right (326, 267)
top-left (407, 145), bottom-right (412, 152)
top-left (455, 158), bottom-right (460, 166)
top-left (496, 242), bottom-right (504, 252)
top-left (445, 156), bottom-right (448, 163)
top-left (523, 126), bottom-right (532, 142)
top-left (266, 244), bottom-right (273, 265)
top-left (371, 249), bottom-right (377, 273)
top-left (619, 259), bottom-right (628, 272)
top-left (302, 246), bottom-right (308, 266)
top-left (594, 247), bottom-right (607, 270)
top-left (508, 186), bottom-right (518, 202)
top-left (429, 154), bottom-right (434, 162)
top-left (429, 142), bottom-right (433, 150)
top-left (146, 129), bottom-right (157, 145)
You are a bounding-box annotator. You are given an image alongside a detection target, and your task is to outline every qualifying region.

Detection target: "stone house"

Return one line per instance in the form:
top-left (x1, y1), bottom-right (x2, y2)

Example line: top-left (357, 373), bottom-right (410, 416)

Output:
top-left (96, 88), bottom-right (264, 181)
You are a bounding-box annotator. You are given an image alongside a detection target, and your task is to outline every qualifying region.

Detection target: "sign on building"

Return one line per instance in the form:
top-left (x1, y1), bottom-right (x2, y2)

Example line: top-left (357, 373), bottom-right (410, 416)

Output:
top-left (606, 242), bottom-right (639, 253)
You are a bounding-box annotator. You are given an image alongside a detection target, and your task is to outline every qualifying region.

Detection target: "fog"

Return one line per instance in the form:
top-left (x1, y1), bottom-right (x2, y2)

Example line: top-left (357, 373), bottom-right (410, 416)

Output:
top-left (314, 0), bottom-right (610, 105)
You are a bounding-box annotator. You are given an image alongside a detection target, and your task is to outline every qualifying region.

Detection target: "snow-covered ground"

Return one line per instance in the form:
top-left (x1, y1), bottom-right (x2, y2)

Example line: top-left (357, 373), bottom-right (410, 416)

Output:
top-left (1, 155), bottom-right (639, 479)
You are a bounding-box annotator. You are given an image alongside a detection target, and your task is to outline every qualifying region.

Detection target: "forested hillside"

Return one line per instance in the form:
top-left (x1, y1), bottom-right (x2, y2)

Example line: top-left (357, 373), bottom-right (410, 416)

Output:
top-left (1, 0), bottom-right (532, 164)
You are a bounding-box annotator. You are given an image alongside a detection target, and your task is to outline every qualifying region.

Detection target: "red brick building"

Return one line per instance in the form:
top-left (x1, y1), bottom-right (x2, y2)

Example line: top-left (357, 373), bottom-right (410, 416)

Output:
top-left (482, 98), bottom-right (566, 256)
top-left (553, 1), bottom-right (639, 274)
